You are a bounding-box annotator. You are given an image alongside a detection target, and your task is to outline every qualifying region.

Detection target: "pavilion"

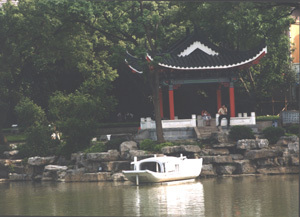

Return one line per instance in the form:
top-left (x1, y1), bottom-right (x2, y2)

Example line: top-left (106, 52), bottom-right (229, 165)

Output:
top-left (126, 30), bottom-right (267, 120)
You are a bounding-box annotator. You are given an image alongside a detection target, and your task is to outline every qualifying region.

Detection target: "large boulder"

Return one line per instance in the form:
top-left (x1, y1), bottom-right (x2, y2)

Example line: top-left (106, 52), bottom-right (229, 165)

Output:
top-left (28, 156), bottom-right (56, 166)
top-left (216, 165), bottom-right (236, 175)
top-left (288, 142), bottom-right (299, 154)
top-left (161, 145), bottom-right (201, 155)
top-left (8, 173), bottom-right (31, 181)
top-left (120, 141), bottom-right (138, 152)
top-left (276, 136), bottom-right (299, 146)
top-left (200, 164), bottom-right (216, 177)
top-left (244, 149), bottom-right (281, 160)
top-left (200, 148), bottom-right (229, 156)
top-left (42, 165), bottom-right (68, 181)
top-left (236, 139), bottom-right (269, 150)
top-left (234, 160), bottom-right (256, 174)
top-left (86, 150), bottom-right (120, 162)
top-left (257, 167), bottom-right (298, 174)
top-left (202, 155), bottom-right (233, 164)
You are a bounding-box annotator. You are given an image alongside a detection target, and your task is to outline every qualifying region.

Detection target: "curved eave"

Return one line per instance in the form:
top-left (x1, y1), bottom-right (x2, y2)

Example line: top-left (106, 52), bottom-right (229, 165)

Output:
top-left (125, 59), bottom-right (143, 74)
top-left (148, 47), bottom-right (267, 71)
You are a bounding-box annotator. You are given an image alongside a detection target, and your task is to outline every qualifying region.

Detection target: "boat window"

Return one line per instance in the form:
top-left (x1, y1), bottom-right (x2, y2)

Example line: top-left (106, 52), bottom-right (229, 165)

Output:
top-left (140, 162), bottom-right (162, 172)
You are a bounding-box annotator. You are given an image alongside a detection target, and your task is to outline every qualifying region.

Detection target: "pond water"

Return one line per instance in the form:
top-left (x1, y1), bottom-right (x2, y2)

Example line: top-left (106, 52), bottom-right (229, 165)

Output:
top-left (0, 175), bottom-right (298, 216)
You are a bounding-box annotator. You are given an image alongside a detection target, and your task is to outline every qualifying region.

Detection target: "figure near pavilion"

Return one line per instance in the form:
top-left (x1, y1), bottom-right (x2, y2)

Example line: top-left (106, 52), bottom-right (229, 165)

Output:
top-left (201, 110), bottom-right (211, 126)
top-left (217, 104), bottom-right (230, 127)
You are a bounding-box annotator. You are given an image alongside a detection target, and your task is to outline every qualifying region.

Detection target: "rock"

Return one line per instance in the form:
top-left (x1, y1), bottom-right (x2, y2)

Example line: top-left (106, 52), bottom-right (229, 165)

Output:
top-left (257, 167), bottom-right (299, 174)
top-left (28, 156), bottom-right (56, 166)
top-left (111, 172), bottom-right (128, 181)
top-left (291, 155), bottom-right (299, 166)
top-left (200, 164), bottom-right (216, 176)
top-left (237, 139), bottom-right (257, 150)
top-left (65, 168), bottom-right (86, 182)
top-left (86, 150), bottom-right (120, 162)
top-left (4, 150), bottom-right (19, 159)
top-left (244, 150), bottom-right (281, 160)
top-left (161, 146), bottom-right (182, 154)
top-left (88, 161), bottom-right (130, 173)
top-left (71, 152), bottom-right (88, 168)
top-left (256, 158), bottom-right (278, 167)
top-left (276, 136), bottom-right (299, 146)
top-left (234, 160), bottom-right (256, 174)
top-left (8, 173), bottom-right (31, 181)
top-left (231, 154), bottom-right (244, 160)
top-left (65, 171), bottom-right (112, 182)
top-left (42, 165), bottom-right (68, 182)
top-left (288, 142), bottom-right (299, 154)
top-left (161, 145), bottom-right (200, 155)
top-left (128, 150), bottom-right (153, 161)
top-left (202, 155), bottom-right (233, 164)
top-left (213, 143), bottom-right (235, 148)
top-left (216, 165), bottom-right (236, 175)
top-left (212, 155), bottom-right (233, 163)
top-left (256, 139), bottom-right (269, 149)
top-left (236, 139), bottom-right (269, 150)
top-left (200, 148), bottom-right (229, 156)
top-left (211, 132), bottom-right (229, 143)
top-left (120, 141), bottom-right (138, 152)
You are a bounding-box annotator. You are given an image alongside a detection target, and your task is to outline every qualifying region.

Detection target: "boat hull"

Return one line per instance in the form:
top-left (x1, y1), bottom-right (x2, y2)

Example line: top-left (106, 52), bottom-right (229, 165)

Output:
top-left (123, 158), bottom-right (203, 184)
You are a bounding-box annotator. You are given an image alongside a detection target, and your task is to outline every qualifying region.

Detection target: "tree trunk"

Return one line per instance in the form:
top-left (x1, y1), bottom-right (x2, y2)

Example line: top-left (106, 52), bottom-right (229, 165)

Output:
top-left (151, 69), bottom-right (165, 143)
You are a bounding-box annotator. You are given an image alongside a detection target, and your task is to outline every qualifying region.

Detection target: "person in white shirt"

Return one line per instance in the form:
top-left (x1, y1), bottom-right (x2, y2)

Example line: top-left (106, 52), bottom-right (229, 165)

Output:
top-left (217, 105), bottom-right (230, 127)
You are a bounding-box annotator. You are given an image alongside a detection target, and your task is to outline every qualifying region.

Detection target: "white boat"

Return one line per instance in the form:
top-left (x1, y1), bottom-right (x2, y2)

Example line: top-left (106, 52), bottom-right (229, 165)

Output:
top-left (122, 154), bottom-right (203, 185)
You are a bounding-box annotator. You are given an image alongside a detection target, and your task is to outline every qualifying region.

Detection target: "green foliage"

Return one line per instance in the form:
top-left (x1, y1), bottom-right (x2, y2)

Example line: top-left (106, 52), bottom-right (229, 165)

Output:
top-left (17, 125), bottom-right (59, 158)
top-left (105, 138), bottom-right (126, 151)
top-left (256, 116), bottom-right (280, 121)
top-left (15, 98), bottom-right (47, 129)
top-left (154, 142), bottom-right (174, 152)
top-left (84, 142), bottom-right (107, 153)
top-left (229, 126), bottom-right (255, 141)
top-left (285, 124), bottom-right (299, 135)
top-left (262, 127), bottom-right (285, 144)
top-left (139, 139), bottom-right (156, 152)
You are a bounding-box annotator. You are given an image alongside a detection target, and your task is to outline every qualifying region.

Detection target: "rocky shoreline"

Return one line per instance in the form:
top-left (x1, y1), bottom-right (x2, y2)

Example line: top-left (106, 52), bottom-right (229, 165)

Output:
top-left (0, 133), bottom-right (299, 182)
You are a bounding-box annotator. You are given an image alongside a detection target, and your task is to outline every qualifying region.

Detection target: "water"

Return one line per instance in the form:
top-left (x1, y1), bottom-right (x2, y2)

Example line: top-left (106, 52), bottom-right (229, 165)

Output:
top-left (0, 175), bottom-right (298, 216)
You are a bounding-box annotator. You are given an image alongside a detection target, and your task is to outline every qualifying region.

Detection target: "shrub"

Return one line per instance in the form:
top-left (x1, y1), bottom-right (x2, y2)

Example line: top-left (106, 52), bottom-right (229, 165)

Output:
top-left (139, 139), bottom-right (156, 152)
top-left (84, 142), bottom-right (107, 153)
top-left (154, 142), bottom-right (175, 152)
top-left (229, 126), bottom-right (255, 141)
top-left (105, 138), bottom-right (126, 151)
top-left (285, 124), bottom-right (299, 135)
top-left (17, 125), bottom-right (59, 158)
top-left (262, 127), bottom-right (285, 144)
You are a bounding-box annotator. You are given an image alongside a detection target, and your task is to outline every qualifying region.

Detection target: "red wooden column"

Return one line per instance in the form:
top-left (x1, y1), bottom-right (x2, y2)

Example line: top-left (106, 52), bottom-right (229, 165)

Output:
top-left (216, 85), bottom-right (222, 110)
top-left (229, 82), bottom-right (236, 117)
top-left (169, 85), bottom-right (175, 120)
top-left (159, 87), bottom-right (164, 118)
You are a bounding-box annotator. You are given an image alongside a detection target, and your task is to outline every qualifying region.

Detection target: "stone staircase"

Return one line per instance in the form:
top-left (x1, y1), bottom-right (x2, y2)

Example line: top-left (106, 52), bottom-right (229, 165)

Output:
top-left (195, 118), bottom-right (219, 139)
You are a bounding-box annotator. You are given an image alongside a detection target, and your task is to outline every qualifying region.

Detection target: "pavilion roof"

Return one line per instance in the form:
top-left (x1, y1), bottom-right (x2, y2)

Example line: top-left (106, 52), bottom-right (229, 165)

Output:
top-left (126, 31), bottom-right (267, 73)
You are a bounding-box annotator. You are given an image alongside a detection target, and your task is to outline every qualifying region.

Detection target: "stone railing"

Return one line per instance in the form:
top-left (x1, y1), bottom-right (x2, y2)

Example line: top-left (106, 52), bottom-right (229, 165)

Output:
top-left (216, 112), bottom-right (256, 126)
top-left (140, 115), bottom-right (197, 130)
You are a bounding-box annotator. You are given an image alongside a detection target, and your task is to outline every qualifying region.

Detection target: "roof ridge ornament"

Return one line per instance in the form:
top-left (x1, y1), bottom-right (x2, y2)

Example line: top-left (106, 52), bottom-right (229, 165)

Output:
top-left (177, 41), bottom-right (219, 57)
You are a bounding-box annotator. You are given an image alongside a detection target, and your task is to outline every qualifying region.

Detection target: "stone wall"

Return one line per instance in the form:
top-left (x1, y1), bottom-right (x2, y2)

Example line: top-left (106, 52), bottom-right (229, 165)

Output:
top-left (0, 136), bottom-right (298, 182)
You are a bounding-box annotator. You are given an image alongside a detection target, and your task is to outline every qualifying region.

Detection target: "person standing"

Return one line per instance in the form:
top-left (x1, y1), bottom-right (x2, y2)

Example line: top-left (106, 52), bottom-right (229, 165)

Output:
top-left (217, 105), bottom-right (230, 127)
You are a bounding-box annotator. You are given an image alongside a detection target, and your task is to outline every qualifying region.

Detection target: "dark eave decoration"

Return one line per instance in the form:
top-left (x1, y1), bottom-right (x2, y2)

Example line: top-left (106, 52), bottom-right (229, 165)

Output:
top-left (126, 31), bottom-right (267, 73)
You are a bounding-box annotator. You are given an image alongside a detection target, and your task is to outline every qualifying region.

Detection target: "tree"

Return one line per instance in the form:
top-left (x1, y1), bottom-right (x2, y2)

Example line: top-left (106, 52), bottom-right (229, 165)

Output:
top-left (0, 0), bottom-right (117, 145)
top-left (48, 74), bottom-right (116, 156)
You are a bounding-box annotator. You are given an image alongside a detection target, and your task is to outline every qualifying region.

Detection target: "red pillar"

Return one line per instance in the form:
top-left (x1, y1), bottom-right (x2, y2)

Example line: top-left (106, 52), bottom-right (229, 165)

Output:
top-left (169, 85), bottom-right (175, 120)
top-left (229, 82), bottom-right (235, 117)
top-left (217, 85), bottom-right (222, 110)
top-left (159, 88), bottom-right (164, 118)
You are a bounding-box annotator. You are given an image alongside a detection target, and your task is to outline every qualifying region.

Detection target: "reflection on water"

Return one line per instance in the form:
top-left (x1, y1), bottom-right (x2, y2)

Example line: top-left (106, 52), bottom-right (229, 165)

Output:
top-left (0, 175), bottom-right (298, 216)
